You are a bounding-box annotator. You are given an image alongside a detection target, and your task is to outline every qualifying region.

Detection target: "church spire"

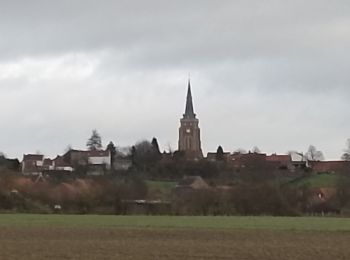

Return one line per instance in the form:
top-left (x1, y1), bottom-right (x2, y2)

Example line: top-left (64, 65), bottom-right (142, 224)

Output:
top-left (184, 79), bottom-right (196, 119)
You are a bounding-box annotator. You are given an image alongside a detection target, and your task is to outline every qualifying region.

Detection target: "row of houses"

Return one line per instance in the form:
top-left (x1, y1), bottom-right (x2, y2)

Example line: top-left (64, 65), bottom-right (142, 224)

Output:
top-left (21, 148), bottom-right (350, 176)
top-left (308, 160), bottom-right (350, 174)
top-left (207, 151), bottom-right (350, 174)
top-left (207, 151), bottom-right (305, 171)
top-left (21, 149), bottom-right (132, 176)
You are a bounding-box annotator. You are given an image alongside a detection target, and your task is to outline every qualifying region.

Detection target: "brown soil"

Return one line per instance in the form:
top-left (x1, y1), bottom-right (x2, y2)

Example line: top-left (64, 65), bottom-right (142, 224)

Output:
top-left (0, 227), bottom-right (349, 260)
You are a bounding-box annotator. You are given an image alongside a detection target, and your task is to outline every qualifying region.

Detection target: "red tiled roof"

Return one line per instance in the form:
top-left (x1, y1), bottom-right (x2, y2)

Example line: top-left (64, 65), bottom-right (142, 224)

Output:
top-left (231, 152), bottom-right (267, 161)
top-left (266, 155), bottom-right (291, 162)
top-left (310, 161), bottom-right (350, 172)
top-left (87, 150), bottom-right (110, 157)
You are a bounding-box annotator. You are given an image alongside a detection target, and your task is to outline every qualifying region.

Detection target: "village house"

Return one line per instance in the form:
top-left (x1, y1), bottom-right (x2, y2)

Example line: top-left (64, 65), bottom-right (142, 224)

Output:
top-left (21, 154), bottom-right (45, 175)
top-left (309, 161), bottom-right (350, 174)
top-left (266, 154), bottom-right (292, 170)
top-left (22, 154), bottom-right (73, 175)
top-left (53, 156), bottom-right (74, 172)
top-left (42, 158), bottom-right (54, 171)
top-left (87, 150), bottom-right (111, 167)
top-left (63, 149), bottom-right (89, 166)
top-left (86, 149), bottom-right (111, 176)
top-left (21, 149), bottom-right (112, 176)
top-left (289, 152), bottom-right (308, 169)
top-left (230, 152), bottom-right (267, 170)
top-left (206, 150), bottom-right (297, 172)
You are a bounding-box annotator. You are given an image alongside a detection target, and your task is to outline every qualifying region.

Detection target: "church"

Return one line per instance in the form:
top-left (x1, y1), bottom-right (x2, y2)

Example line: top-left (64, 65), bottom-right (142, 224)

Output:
top-left (178, 80), bottom-right (203, 159)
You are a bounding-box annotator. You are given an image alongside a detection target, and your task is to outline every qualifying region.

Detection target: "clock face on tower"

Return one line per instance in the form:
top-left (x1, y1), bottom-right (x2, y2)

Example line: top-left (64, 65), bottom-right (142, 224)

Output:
top-left (186, 128), bottom-right (191, 133)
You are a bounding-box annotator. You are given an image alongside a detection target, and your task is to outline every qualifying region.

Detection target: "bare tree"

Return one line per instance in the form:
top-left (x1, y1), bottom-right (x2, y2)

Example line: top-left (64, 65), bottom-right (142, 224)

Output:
top-left (341, 153), bottom-right (350, 161)
top-left (252, 146), bottom-right (261, 153)
top-left (305, 145), bottom-right (324, 161)
top-left (65, 145), bottom-right (72, 153)
top-left (166, 142), bottom-right (173, 154)
top-left (234, 148), bottom-right (247, 154)
top-left (341, 138), bottom-right (350, 161)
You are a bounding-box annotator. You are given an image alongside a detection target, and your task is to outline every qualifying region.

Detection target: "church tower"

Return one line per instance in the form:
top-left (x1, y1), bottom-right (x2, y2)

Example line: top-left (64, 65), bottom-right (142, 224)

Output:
top-left (178, 80), bottom-right (203, 159)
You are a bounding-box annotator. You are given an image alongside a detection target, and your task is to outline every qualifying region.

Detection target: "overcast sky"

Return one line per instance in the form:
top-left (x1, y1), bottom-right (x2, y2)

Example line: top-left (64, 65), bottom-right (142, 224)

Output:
top-left (1, 0), bottom-right (350, 160)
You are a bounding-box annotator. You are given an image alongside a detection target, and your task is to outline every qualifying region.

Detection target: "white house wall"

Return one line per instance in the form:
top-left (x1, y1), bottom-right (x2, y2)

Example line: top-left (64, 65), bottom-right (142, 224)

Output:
top-left (88, 156), bottom-right (111, 167)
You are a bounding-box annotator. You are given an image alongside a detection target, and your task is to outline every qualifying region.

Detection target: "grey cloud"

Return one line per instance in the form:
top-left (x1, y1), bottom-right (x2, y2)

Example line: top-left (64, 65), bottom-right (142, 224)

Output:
top-left (1, 1), bottom-right (349, 58)
top-left (0, 0), bottom-right (350, 159)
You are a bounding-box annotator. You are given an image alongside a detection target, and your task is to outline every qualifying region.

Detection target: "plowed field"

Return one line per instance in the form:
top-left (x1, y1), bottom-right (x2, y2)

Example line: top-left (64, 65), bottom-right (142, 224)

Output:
top-left (0, 215), bottom-right (349, 260)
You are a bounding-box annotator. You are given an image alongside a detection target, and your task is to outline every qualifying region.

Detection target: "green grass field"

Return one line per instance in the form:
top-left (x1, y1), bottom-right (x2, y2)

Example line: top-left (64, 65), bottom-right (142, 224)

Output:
top-left (146, 180), bottom-right (176, 199)
top-left (146, 180), bottom-right (176, 190)
top-left (290, 173), bottom-right (339, 188)
top-left (1, 214), bottom-right (350, 231)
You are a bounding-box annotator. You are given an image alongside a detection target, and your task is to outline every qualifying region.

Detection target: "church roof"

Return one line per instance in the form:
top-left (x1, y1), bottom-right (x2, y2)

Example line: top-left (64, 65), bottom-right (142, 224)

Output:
top-left (183, 79), bottom-right (196, 119)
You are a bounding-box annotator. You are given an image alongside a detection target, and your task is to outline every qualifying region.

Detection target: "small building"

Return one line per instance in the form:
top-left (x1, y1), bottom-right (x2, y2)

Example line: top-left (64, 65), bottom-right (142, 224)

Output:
top-left (266, 154), bottom-right (292, 170)
top-left (87, 150), bottom-right (111, 169)
top-left (42, 158), bottom-right (54, 171)
top-left (86, 150), bottom-right (111, 176)
top-left (53, 156), bottom-right (74, 172)
top-left (230, 152), bottom-right (267, 169)
top-left (63, 149), bottom-right (89, 166)
top-left (21, 154), bottom-right (44, 175)
top-left (287, 152), bottom-right (308, 170)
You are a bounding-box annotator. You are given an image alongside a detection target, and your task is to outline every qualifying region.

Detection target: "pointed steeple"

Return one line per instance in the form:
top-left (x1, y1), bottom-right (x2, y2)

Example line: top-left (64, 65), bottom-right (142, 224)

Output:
top-left (183, 79), bottom-right (196, 119)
